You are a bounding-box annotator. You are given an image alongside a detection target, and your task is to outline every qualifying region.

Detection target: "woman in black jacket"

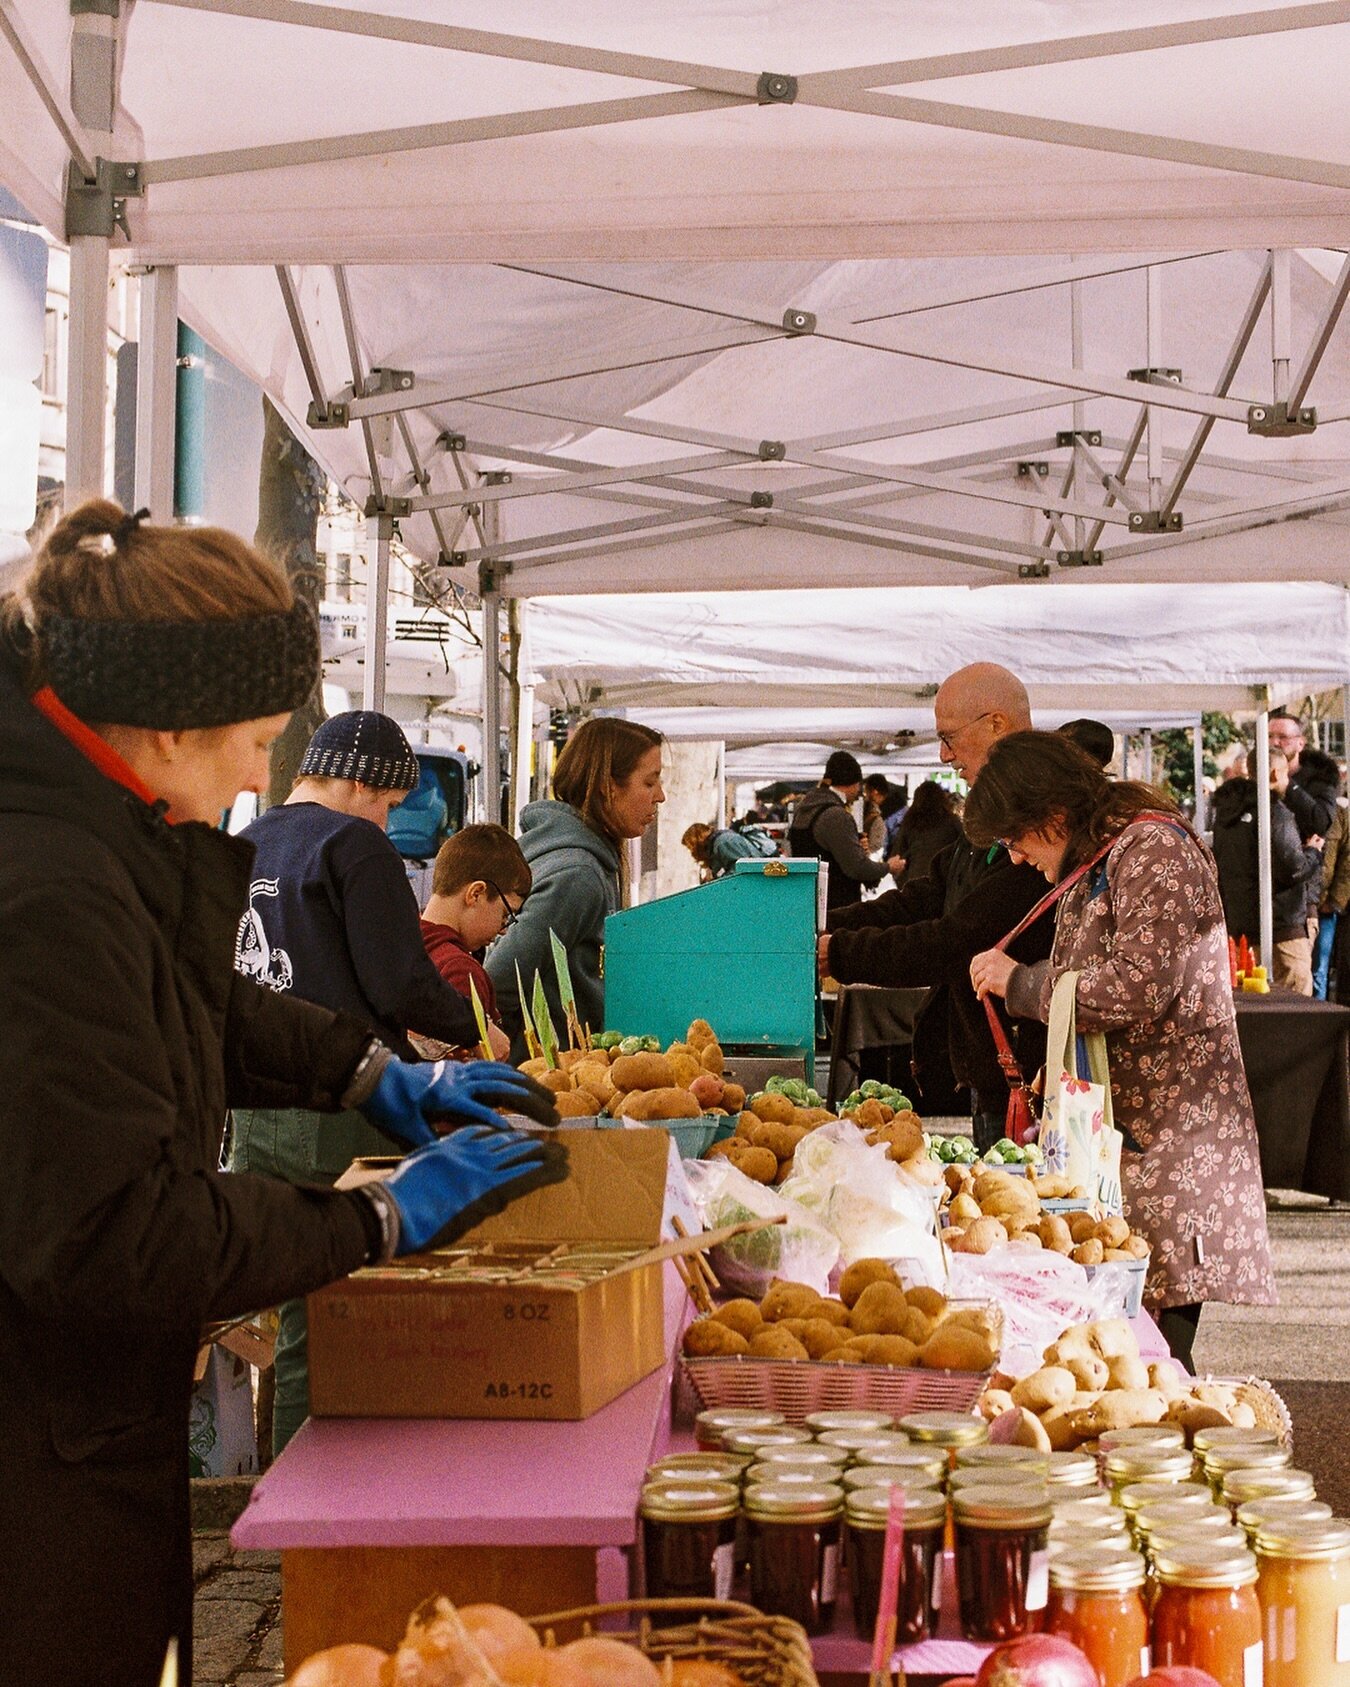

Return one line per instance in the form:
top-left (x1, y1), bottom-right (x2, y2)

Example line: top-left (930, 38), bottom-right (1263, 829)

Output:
top-left (0, 502), bottom-right (560, 1686)
top-left (889, 779), bottom-right (963, 888)
top-left (1210, 759), bottom-right (1322, 946)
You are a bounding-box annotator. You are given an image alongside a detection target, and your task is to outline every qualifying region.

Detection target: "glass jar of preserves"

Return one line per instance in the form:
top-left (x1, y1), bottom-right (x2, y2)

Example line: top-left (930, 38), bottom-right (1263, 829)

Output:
top-left (639, 1479), bottom-right (740, 1600)
top-left (1105, 1446), bottom-right (1197, 1496)
top-left (746, 1462), bottom-right (844, 1491)
top-left (1100, 1424), bottom-right (1188, 1454)
top-left (721, 1425), bottom-right (813, 1459)
top-left (744, 1480), bottom-right (844, 1635)
top-left (646, 1452), bottom-right (747, 1487)
top-left (754, 1442), bottom-right (850, 1475)
top-left (1046, 1450), bottom-right (1102, 1498)
top-left (1151, 1543), bottom-right (1263, 1687)
top-left (1204, 1442), bottom-right (1292, 1494)
top-left (956, 1443), bottom-right (1052, 1476)
top-left (1238, 1499), bottom-right (1333, 1545)
top-left (1223, 1469), bottom-right (1316, 1513)
top-left (694, 1408), bottom-right (784, 1451)
top-left (899, 1410), bottom-right (990, 1465)
top-left (1255, 1517), bottom-right (1350, 1686)
top-left (855, 1443), bottom-right (948, 1485)
top-left (953, 1484), bottom-right (1054, 1642)
top-left (842, 1463), bottom-right (944, 1494)
top-left (1045, 1546), bottom-right (1150, 1687)
top-left (805, 1409), bottom-right (893, 1436)
top-left (846, 1484), bottom-right (946, 1642)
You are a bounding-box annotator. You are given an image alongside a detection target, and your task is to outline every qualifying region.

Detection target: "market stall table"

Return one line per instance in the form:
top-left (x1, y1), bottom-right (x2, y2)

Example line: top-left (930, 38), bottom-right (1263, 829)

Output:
top-left (1235, 989), bottom-right (1350, 1199)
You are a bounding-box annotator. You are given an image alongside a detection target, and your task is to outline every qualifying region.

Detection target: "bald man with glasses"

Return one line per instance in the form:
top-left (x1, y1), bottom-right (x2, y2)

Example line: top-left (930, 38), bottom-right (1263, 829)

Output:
top-left (819, 664), bottom-right (1054, 1151)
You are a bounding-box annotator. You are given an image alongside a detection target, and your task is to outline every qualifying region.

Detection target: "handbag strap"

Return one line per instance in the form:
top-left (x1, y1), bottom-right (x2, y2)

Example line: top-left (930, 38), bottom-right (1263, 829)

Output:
top-left (981, 810), bottom-right (1179, 1092)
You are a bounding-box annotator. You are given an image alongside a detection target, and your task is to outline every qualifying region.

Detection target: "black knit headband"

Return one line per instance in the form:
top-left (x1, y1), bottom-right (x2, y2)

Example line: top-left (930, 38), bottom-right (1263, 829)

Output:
top-left (42, 598), bottom-right (320, 730)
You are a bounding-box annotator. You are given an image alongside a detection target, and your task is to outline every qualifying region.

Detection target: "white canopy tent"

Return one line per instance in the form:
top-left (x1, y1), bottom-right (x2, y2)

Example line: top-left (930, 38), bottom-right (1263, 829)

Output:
top-left (6, 0), bottom-right (1350, 958)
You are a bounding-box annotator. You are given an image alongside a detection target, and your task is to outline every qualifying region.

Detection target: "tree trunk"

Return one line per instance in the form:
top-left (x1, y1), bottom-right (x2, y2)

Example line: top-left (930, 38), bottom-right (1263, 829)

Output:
top-left (256, 398), bottom-right (327, 808)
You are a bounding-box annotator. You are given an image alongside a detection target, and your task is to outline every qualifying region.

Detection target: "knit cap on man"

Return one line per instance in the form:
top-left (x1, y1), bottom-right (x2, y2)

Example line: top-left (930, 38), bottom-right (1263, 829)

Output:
top-left (298, 711), bottom-right (420, 790)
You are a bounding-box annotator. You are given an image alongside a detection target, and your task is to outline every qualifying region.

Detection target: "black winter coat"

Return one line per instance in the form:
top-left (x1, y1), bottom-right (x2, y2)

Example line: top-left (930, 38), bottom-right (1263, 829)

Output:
top-left (1286, 747), bottom-right (1341, 844)
top-left (827, 839), bottom-right (1052, 1106)
top-left (1209, 778), bottom-right (1321, 939)
top-left (0, 644), bottom-right (382, 1687)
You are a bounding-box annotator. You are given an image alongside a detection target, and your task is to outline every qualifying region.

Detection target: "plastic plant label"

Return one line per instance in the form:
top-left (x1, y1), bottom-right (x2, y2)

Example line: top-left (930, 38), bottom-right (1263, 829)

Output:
top-left (1026, 1548), bottom-right (1050, 1611)
top-left (1244, 1639), bottom-right (1264, 1685)
top-left (713, 1541), bottom-right (735, 1601)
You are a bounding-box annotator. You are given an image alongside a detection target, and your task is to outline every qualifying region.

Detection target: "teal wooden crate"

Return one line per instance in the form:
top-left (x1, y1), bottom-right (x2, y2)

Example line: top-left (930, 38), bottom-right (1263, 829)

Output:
top-left (603, 859), bottom-right (818, 1070)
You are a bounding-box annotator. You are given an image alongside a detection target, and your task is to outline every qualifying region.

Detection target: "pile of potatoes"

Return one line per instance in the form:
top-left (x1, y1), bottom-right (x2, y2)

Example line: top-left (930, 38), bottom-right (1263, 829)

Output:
top-left (708, 1090), bottom-right (942, 1189)
top-left (942, 1167), bottom-right (1151, 1264)
top-left (682, 1258), bottom-right (999, 1373)
top-left (520, 1019), bottom-right (746, 1122)
top-left (980, 1318), bottom-right (1267, 1451)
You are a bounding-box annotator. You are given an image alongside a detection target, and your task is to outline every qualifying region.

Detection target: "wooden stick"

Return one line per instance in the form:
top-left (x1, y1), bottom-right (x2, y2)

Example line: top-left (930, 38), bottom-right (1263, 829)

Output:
top-left (671, 1217), bottom-right (719, 1303)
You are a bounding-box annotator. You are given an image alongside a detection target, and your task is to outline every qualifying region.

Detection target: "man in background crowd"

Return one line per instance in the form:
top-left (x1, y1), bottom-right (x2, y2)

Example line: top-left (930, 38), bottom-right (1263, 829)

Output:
top-left (789, 750), bottom-right (902, 912)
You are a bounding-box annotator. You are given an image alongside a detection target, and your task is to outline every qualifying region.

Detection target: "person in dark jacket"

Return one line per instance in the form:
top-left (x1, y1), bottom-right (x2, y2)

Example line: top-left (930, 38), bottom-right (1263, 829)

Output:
top-left (889, 779), bottom-right (963, 889)
top-left (818, 664), bottom-right (1052, 1149)
top-left (789, 750), bottom-right (902, 912)
top-left (1268, 712), bottom-right (1340, 842)
top-left (1210, 757), bottom-right (1323, 992)
top-left (0, 501), bottom-right (562, 1687)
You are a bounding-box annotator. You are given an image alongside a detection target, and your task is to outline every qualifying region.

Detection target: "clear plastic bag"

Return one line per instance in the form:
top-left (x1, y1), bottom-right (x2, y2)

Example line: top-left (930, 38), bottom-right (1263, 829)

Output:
top-left (779, 1121), bottom-right (944, 1279)
top-left (682, 1156), bottom-right (840, 1297)
top-left (945, 1247), bottom-right (1126, 1376)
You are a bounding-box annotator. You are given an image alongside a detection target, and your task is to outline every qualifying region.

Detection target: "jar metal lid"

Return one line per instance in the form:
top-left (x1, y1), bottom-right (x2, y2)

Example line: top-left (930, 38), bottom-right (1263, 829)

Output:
top-left (742, 1480), bottom-right (844, 1522)
top-left (1099, 1425), bottom-right (1187, 1453)
top-left (843, 1463), bottom-right (944, 1492)
top-left (696, 1408), bottom-right (785, 1435)
top-left (1051, 1496), bottom-right (1127, 1530)
top-left (1105, 1448), bottom-right (1196, 1484)
top-left (949, 1467), bottom-right (1050, 1494)
top-left (747, 1461), bottom-right (844, 1488)
top-left (1238, 1498), bottom-right (1333, 1537)
top-left (1048, 1546), bottom-right (1146, 1592)
top-left (1192, 1425), bottom-right (1280, 1457)
top-left (1255, 1518), bottom-right (1350, 1560)
top-left (1120, 1480), bottom-right (1214, 1516)
top-left (646, 1453), bottom-right (747, 1484)
top-left (846, 1484), bottom-right (946, 1529)
top-left (1222, 1469), bottom-right (1316, 1506)
top-left (855, 1443), bottom-right (948, 1478)
top-left (721, 1426), bottom-right (814, 1454)
top-left (805, 1409), bottom-right (894, 1434)
top-left (956, 1444), bottom-right (1051, 1472)
top-left (817, 1429), bottom-right (904, 1457)
top-left (1048, 1524), bottom-right (1132, 1557)
top-left (1153, 1543), bottom-right (1259, 1588)
top-left (756, 1442), bottom-right (850, 1468)
top-left (1046, 1451), bottom-right (1100, 1490)
top-left (1135, 1500), bottom-right (1231, 1540)
top-left (1204, 1443), bottom-right (1292, 1477)
top-left (1149, 1526), bottom-right (1249, 1559)
top-left (639, 1478), bottom-right (740, 1522)
top-left (952, 1484), bottom-right (1053, 1529)
top-left (899, 1411), bottom-right (989, 1447)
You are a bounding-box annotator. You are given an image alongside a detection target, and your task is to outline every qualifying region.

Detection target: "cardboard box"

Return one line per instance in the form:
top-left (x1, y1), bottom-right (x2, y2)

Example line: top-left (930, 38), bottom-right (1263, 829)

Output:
top-left (308, 1129), bottom-right (674, 1421)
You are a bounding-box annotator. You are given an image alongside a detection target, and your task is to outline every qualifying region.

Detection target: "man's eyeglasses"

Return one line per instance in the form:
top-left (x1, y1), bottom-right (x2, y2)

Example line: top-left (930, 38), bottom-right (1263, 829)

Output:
top-left (485, 882), bottom-right (523, 929)
top-left (936, 711), bottom-right (994, 752)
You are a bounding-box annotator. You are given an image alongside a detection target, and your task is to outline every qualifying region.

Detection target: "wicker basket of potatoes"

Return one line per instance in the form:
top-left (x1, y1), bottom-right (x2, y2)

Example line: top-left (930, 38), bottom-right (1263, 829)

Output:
top-left (941, 1167), bottom-right (1151, 1265)
top-left (681, 1259), bottom-right (999, 1419)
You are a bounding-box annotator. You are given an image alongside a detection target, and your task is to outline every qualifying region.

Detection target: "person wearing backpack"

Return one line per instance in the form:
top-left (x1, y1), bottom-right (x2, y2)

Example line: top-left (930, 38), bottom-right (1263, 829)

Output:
top-left (788, 750), bottom-right (902, 912)
top-left (682, 819), bottom-right (776, 879)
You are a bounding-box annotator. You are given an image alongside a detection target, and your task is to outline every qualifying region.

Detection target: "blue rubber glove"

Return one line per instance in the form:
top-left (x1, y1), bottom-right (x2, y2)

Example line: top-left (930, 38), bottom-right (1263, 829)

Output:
top-left (383, 1125), bottom-right (570, 1254)
top-left (359, 1058), bottom-right (560, 1148)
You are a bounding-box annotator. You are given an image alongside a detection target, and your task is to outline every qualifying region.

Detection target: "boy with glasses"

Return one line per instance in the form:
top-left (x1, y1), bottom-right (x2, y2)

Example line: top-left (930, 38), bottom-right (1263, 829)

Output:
top-left (420, 824), bottom-right (532, 1051)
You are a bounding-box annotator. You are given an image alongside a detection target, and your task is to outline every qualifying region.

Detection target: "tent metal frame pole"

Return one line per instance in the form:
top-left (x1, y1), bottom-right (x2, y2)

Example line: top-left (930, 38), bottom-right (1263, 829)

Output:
top-left (394, 412), bottom-right (462, 564)
top-left (0, 3), bottom-right (95, 179)
top-left (363, 509), bottom-right (392, 713)
top-left (1255, 705), bottom-right (1274, 969)
top-left (331, 263), bottom-right (384, 504)
top-left (133, 264), bottom-right (178, 518)
top-left (1081, 410), bottom-right (1147, 554)
top-left (1165, 472), bottom-right (1350, 528)
top-left (407, 450), bottom-right (755, 512)
top-left (798, 391), bottom-right (1079, 451)
top-left (1102, 487), bottom-right (1350, 561)
top-left (1146, 266), bottom-right (1164, 510)
top-left (1287, 250), bottom-right (1350, 411)
top-left (1071, 276), bottom-right (1086, 552)
top-left (1193, 718), bottom-right (1207, 832)
top-left (759, 511), bottom-right (1022, 578)
top-left (65, 234), bottom-right (110, 504)
top-left (480, 538), bottom-right (503, 825)
top-left (1271, 248), bottom-right (1292, 405)
top-left (449, 505), bottom-right (748, 566)
top-left (274, 264), bottom-right (335, 421)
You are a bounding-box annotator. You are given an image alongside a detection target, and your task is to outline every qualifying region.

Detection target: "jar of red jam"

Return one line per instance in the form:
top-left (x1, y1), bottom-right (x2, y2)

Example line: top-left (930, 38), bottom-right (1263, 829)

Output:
top-left (1045, 1546), bottom-right (1150, 1687)
top-left (953, 1484), bottom-right (1053, 1642)
top-left (805, 1409), bottom-right (893, 1436)
top-left (638, 1479), bottom-right (740, 1600)
top-left (846, 1483), bottom-right (947, 1642)
top-left (899, 1411), bottom-right (989, 1466)
top-left (744, 1480), bottom-right (844, 1635)
top-left (1151, 1542), bottom-right (1263, 1687)
top-left (1238, 1498), bottom-right (1333, 1545)
top-left (694, 1408), bottom-right (784, 1451)
top-left (1255, 1516), bottom-right (1350, 1687)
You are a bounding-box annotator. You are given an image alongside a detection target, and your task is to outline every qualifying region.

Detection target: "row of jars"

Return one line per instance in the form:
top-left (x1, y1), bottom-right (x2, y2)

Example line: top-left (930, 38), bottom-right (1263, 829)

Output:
top-left (635, 1407), bottom-right (1348, 1687)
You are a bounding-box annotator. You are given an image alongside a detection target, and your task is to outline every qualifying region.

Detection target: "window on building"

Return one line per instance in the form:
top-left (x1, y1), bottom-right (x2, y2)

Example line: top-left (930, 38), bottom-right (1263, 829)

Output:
top-left (329, 551), bottom-right (355, 601)
top-left (41, 307), bottom-right (62, 399)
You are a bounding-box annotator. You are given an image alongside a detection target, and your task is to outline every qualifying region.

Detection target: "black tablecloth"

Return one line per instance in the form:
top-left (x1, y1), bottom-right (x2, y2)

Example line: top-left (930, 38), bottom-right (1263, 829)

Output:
top-left (1235, 991), bottom-right (1350, 1200)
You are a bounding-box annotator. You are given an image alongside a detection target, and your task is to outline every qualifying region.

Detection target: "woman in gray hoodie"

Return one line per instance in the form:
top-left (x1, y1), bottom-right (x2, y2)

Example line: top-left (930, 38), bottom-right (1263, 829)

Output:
top-left (488, 718), bottom-right (664, 1058)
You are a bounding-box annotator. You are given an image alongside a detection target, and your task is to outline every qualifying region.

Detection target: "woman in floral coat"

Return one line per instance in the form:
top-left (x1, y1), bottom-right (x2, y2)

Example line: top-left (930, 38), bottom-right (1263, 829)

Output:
top-left (966, 731), bottom-right (1275, 1367)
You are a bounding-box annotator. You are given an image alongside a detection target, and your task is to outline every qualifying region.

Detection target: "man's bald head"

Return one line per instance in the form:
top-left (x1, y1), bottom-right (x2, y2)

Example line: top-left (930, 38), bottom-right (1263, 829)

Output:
top-left (933, 663), bottom-right (1032, 782)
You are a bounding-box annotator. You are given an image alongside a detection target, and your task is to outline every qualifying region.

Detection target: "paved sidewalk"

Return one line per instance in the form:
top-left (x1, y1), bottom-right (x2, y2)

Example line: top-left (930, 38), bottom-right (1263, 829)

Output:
top-left (192, 1481), bottom-right (282, 1686)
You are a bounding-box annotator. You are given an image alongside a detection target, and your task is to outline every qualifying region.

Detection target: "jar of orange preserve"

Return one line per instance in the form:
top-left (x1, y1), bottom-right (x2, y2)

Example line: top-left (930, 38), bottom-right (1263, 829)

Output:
top-left (1045, 1545), bottom-right (1150, 1687)
top-left (1152, 1542), bottom-right (1263, 1687)
top-left (1255, 1516), bottom-right (1350, 1687)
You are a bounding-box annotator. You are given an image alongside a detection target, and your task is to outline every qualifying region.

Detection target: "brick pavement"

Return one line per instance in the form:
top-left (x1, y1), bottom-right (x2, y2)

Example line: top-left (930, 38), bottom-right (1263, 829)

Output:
top-left (192, 1492), bottom-right (282, 1687)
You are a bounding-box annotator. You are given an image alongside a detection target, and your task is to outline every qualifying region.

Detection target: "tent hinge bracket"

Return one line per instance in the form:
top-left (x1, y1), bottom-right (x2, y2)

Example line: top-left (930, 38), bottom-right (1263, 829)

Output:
top-left (308, 400), bottom-right (350, 428)
top-left (1016, 460), bottom-right (1049, 478)
top-left (439, 431), bottom-right (467, 453)
top-left (366, 367), bottom-right (414, 396)
top-left (482, 470), bottom-right (512, 486)
top-left (757, 72), bottom-right (797, 104)
top-left (1128, 510), bottom-right (1183, 533)
top-left (1056, 429), bottom-right (1101, 448)
top-left (363, 496), bottom-right (411, 519)
top-left (1018, 562), bottom-right (1051, 579)
top-left (1127, 366), bottom-right (1184, 386)
top-left (749, 491), bottom-right (774, 509)
top-left (758, 440), bottom-right (785, 460)
top-left (64, 158), bottom-right (142, 240)
top-left (782, 308), bottom-right (815, 335)
top-left (478, 559), bottom-right (512, 594)
top-left (1057, 549), bottom-right (1103, 568)
top-left (442, 552), bottom-right (467, 568)
top-left (1248, 401), bottom-right (1317, 436)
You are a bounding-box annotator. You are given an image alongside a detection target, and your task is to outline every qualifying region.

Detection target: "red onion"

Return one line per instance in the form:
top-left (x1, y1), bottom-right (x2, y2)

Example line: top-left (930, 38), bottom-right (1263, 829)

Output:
top-left (975, 1635), bottom-right (1100, 1687)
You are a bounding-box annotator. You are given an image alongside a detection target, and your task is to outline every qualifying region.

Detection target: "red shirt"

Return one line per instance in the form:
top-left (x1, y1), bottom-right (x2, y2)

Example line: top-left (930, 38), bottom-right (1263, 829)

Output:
top-left (419, 919), bottom-right (501, 1025)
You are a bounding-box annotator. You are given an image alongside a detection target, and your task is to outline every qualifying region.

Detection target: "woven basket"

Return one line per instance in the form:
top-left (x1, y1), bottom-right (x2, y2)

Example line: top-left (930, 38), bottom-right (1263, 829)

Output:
top-left (527, 1599), bottom-right (820, 1687)
top-left (681, 1352), bottom-right (989, 1422)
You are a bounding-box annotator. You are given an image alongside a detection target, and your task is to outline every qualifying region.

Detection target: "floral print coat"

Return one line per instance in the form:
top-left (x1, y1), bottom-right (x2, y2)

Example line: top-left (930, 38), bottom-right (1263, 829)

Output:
top-left (1006, 819), bottom-right (1276, 1311)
